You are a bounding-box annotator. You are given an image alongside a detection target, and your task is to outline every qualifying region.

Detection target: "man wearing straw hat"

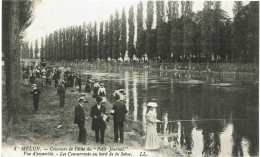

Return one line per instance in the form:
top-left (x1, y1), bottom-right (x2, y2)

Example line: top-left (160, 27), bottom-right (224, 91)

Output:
top-left (90, 96), bottom-right (107, 144)
top-left (31, 84), bottom-right (41, 112)
top-left (57, 80), bottom-right (66, 107)
top-left (74, 96), bottom-right (88, 144)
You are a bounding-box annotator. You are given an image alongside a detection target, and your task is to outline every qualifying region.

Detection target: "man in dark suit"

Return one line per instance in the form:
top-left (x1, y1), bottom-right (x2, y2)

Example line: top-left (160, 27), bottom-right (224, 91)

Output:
top-left (57, 80), bottom-right (66, 107)
top-left (53, 71), bottom-right (59, 88)
top-left (31, 84), bottom-right (41, 112)
top-left (77, 75), bottom-right (82, 93)
top-left (112, 95), bottom-right (128, 143)
top-left (90, 96), bottom-right (107, 144)
top-left (74, 96), bottom-right (88, 144)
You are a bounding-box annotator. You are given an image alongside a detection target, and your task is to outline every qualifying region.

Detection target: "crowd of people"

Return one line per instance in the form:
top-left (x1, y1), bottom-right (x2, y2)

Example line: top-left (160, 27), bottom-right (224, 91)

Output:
top-left (27, 64), bottom-right (161, 151)
top-left (22, 65), bottom-right (62, 87)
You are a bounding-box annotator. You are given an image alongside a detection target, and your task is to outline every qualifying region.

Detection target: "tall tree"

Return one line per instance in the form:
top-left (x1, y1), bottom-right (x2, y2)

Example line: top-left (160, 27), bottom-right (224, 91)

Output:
top-left (201, 1), bottom-right (214, 61)
top-left (119, 7), bottom-right (127, 60)
top-left (232, 1), bottom-right (246, 62)
top-left (146, 1), bottom-right (154, 61)
top-left (87, 23), bottom-right (93, 61)
top-left (128, 6), bottom-right (135, 60)
top-left (45, 34), bottom-right (49, 60)
top-left (108, 15), bottom-right (114, 60)
top-left (103, 21), bottom-right (109, 61)
top-left (62, 28), bottom-right (67, 61)
top-left (113, 11), bottom-right (120, 60)
top-left (92, 22), bottom-right (98, 61)
top-left (29, 42), bottom-right (33, 58)
top-left (53, 31), bottom-right (58, 60)
top-left (34, 39), bottom-right (39, 58)
top-left (40, 37), bottom-right (45, 61)
top-left (182, 1), bottom-right (194, 62)
top-left (156, 1), bottom-right (166, 61)
top-left (58, 29), bottom-right (62, 60)
top-left (82, 22), bottom-right (87, 60)
top-left (169, 1), bottom-right (181, 62)
top-left (98, 21), bottom-right (104, 60)
top-left (136, 1), bottom-right (145, 60)
top-left (212, 2), bottom-right (222, 61)
top-left (247, 1), bottom-right (259, 64)
top-left (49, 33), bottom-right (54, 60)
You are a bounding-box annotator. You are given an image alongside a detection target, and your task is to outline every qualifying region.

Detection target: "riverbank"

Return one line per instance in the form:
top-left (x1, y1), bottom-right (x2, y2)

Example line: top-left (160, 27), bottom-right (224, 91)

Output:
top-left (2, 70), bottom-right (182, 157)
top-left (47, 61), bottom-right (258, 75)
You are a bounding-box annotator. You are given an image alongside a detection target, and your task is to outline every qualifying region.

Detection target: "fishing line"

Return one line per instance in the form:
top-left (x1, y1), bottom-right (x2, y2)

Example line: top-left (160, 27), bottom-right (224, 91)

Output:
top-left (158, 119), bottom-right (255, 123)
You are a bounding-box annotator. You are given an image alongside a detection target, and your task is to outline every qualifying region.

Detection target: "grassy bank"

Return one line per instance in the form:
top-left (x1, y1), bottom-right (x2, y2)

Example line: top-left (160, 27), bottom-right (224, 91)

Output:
top-left (2, 71), bottom-right (182, 156)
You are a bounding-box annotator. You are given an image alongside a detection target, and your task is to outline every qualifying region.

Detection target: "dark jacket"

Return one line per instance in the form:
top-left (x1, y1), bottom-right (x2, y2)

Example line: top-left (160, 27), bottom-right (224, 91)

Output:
top-left (74, 104), bottom-right (85, 124)
top-left (31, 88), bottom-right (41, 100)
top-left (85, 80), bottom-right (91, 93)
top-left (90, 104), bottom-right (107, 131)
top-left (57, 84), bottom-right (66, 95)
top-left (112, 100), bottom-right (128, 122)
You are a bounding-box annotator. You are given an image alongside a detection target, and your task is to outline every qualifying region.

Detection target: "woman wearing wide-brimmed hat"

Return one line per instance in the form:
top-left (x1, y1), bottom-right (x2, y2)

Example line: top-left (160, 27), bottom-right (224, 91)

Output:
top-left (93, 80), bottom-right (101, 98)
top-left (144, 102), bottom-right (160, 150)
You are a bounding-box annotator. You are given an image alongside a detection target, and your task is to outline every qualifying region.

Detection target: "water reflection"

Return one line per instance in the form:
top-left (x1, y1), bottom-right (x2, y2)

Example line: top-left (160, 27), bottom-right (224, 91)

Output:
top-left (133, 72), bottom-right (138, 121)
top-left (82, 68), bottom-right (258, 156)
top-left (124, 71), bottom-right (129, 110)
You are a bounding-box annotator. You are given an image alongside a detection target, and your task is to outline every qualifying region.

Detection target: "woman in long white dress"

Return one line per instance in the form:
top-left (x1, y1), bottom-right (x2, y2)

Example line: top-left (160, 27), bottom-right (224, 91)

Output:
top-left (98, 83), bottom-right (107, 102)
top-left (145, 102), bottom-right (160, 150)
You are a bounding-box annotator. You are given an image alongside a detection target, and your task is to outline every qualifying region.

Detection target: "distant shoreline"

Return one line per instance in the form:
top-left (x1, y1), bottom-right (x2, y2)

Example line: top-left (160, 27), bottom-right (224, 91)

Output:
top-left (45, 61), bottom-right (258, 75)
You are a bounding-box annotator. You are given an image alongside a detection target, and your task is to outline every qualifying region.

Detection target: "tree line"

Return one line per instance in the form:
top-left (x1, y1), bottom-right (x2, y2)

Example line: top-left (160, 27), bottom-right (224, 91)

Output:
top-left (21, 1), bottom-right (259, 64)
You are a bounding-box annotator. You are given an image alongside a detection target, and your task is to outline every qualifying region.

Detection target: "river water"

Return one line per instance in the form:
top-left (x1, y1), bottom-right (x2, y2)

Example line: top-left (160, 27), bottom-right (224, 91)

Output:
top-left (80, 67), bottom-right (258, 156)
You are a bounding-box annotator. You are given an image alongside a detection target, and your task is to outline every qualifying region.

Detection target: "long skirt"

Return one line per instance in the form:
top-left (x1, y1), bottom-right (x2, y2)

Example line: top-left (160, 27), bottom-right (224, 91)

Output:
top-left (144, 125), bottom-right (160, 150)
top-left (100, 96), bottom-right (107, 103)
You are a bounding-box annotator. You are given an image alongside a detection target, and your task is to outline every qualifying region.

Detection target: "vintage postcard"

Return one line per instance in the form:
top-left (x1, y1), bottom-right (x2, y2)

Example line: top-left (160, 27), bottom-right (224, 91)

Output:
top-left (2, 0), bottom-right (259, 157)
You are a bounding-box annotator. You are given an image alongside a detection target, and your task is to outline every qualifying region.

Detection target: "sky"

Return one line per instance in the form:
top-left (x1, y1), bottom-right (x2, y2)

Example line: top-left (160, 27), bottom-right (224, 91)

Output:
top-left (24, 0), bottom-right (249, 43)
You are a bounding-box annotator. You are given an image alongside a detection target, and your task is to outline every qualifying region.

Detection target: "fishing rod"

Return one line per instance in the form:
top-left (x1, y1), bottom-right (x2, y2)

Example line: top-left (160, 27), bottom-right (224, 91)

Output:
top-left (158, 118), bottom-right (255, 123)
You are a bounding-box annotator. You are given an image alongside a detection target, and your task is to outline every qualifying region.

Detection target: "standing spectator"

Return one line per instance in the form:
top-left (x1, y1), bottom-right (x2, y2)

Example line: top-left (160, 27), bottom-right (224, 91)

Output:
top-left (90, 96), bottom-right (107, 144)
top-left (63, 73), bottom-right (68, 87)
top-left (113, 86), bottom-right (126, 101)
top-left (57, 80), bottom-right (66, 107)
top-left (42, 68), bottom-right (47, 86)
top-left (77, 74), bottom-right (82, 93)
top-left (111, 95), bottom-right (128, 143)
top-left (31, 84), bottom-right (41, 112)
top-left (144, 102), bottom-right (160, 150)
top-left (68, 73), bottom-right (73, 87)
top-left (53, 71), bottom-right (59, 88)
top-left (98, 83), bottom-right (106, 102)
top-left (93, 80), bottom-right (100, 98)
top-left (30, 74), bottom-right (36, 85)
top-left (74, 96), bottom-right (88, 144)
top-left (85, 76), bottom-right (92, 94)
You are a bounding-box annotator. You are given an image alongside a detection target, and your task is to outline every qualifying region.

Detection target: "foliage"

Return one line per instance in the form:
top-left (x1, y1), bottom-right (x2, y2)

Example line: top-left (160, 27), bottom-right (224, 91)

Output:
top-left (120, 7), bottom-right (127, 60)
top-left (29, 1), bottom-right (258, 64)
top-left (128, 6), bottom-right (135, 60)
top-left (113, 11), bottom-right (120, 60)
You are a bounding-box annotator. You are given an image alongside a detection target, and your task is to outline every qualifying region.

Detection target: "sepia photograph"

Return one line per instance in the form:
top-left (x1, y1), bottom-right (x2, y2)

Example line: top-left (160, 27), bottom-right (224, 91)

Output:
top-left (1, 0), bottom-right (259, 156)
